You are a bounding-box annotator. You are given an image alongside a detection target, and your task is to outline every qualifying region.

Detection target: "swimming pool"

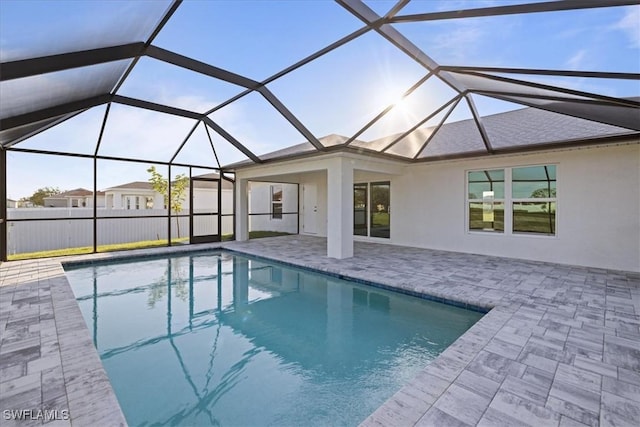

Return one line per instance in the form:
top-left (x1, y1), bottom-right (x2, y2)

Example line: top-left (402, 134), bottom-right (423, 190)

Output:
top-left (65, 251), bottom-right (483, 426)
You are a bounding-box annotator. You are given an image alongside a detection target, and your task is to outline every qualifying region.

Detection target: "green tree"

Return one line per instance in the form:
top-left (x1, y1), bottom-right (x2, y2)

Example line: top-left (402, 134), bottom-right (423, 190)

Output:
top-left (147, 259), bottom-right (188, 308)
top-left (371, 184), bottom-right (390, 212)
top-left (25, 186), bottom-right (61, 206)
top-left (530, 188), bottom-right (556, 198)
top-left (530, 188), bottom-right (556, 213)
top-left (147, 166), bottom-right (189, 238)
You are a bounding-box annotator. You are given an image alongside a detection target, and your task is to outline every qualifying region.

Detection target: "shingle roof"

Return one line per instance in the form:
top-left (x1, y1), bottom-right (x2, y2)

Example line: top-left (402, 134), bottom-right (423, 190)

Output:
top-left (229, 106), bottom-right (638, 168)
top-left (106, 182), bottom-right (154, 191)
top-left (413, 107), bottom-right (636, 158)
top-left (192, 173), bottom-right (234, 190)
top-left (226, 134), bottom-right (366, 168)
top-left (106, 176), bottom-right (233, 191)
top-left (53, 188), bottom-right (107, 197)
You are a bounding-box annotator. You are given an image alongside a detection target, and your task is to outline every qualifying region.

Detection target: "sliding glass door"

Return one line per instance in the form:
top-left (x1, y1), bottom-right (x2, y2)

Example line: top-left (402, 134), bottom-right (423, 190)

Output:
top-left (370, 182), bottom-right (390, 238)
top-left (353, 181), bottom-right (390, 238)
top-left (354, 183), bottom-right (368, 236)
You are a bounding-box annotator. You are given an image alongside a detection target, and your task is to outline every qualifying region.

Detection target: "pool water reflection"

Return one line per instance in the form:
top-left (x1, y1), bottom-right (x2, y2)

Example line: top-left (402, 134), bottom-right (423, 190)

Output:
top-left (65, 251), bottom-right (482, 427)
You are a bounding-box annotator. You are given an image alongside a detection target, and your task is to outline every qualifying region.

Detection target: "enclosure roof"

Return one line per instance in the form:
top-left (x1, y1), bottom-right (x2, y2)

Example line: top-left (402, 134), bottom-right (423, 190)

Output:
top-left (1, 0), bottom-right (638, 170)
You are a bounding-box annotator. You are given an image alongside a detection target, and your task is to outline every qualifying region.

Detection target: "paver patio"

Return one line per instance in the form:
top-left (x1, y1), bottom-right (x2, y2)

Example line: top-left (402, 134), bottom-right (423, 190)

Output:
top-left (1, 235), bottom-right (639, 426)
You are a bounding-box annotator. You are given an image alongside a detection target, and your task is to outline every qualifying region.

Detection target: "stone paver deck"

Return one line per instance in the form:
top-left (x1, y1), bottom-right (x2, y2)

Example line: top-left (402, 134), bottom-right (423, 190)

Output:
top-left (1, 235), bottom-right (639, 426)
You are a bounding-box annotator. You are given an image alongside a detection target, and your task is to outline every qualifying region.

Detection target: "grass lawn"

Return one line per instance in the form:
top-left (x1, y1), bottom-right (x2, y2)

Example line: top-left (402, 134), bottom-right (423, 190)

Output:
top-left (7, 238), bottom-right (188, 261)
top-left (7, 231), bottom-right (293, 261)
top-left (371, 212), bottom-right (390, 227)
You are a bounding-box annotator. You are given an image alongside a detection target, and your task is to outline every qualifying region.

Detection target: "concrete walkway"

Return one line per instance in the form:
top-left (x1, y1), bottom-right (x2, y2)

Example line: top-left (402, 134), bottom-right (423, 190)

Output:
top-left (1, 236), bottom-right (639, 426)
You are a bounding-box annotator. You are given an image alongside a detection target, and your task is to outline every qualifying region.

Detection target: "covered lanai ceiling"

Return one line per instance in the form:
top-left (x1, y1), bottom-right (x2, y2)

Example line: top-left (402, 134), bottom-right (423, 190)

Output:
top-left (1, 0), bottom-right (639, 170)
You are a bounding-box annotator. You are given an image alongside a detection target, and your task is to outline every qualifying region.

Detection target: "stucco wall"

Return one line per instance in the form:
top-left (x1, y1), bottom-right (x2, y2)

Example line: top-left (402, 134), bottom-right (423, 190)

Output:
top-left (249, 182), bottom-right (299, 233)
top-left (392, 143), bottom-right (640, 272)
top-left (235, 143), bottom-right (639, 271)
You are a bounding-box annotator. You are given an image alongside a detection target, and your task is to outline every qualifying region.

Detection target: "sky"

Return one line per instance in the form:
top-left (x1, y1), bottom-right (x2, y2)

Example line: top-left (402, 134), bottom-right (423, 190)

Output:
top-left (1, 0), bottom-right (639, 200)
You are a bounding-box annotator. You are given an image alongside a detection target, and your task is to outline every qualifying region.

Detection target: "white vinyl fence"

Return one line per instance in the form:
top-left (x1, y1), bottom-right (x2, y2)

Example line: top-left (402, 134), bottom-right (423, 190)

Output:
top-left (6, 208), bottom-right (234, 255)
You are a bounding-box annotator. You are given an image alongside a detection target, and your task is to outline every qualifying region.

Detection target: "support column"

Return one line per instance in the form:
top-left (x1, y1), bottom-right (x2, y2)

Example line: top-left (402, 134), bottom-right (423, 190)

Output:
top-left (235, 178), bottom-right (249, 241)
top-left (327, 157), bottom-right (353, 259)
top-left (0, 148), bottom-right (6, 261)
top-left (233, 256), bottom-right (249, 308)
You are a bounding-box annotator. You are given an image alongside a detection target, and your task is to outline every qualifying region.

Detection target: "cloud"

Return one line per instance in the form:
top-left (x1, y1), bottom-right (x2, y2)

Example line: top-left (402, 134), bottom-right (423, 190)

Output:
top-left (423, 13), bottom-right (520, 67)
top-left (565, 49), bottom-right (588, 70)
top-left (613, 6), bottom-right (640, 48)
top-left (159, 94), bottom-right (216, 114)
top-left (432, 24), bottom-right (485, 60)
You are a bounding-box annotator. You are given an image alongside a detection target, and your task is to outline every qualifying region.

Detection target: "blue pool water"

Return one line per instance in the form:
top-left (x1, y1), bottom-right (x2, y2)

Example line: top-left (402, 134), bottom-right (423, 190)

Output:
top-left (65, 251), bottom-right (483, 427)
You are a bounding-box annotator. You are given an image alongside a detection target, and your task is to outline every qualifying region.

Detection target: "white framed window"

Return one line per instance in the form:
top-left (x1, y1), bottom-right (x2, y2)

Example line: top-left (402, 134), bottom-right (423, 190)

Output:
top-left (467, 165), bottom-right (557, 236)
top-left (271, 185), bottom-right (283, 219)
top-left (512, 165), bottom-right (556, 235)
top-left (467, 169), bottom-right (504, 233)
top-left (135, 196), bottom-right (140, 210)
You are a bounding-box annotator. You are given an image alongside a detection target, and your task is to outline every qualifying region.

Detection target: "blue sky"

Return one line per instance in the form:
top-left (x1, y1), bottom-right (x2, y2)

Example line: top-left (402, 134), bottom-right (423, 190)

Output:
top-left (1, 0), bottom-right (639, 200)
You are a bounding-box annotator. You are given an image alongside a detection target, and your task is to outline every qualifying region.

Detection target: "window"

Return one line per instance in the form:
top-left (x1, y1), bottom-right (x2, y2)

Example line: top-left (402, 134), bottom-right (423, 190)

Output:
top-left (135, 196), bottom-right (140, 210)
top-left (271, 185), bottom-right (283, 219)
top-left (512, 165), bottom-right (556, 235)
top-left (353, 181), bottom-right (390, 238)
top-left (468, 169), bottom-right (504, 232)
top-left (467, 165), bottom-right (556, 236)
top-left (125, 197), bottom-right (131, 210)
top-left (145, 196), bottom-right (154, 209)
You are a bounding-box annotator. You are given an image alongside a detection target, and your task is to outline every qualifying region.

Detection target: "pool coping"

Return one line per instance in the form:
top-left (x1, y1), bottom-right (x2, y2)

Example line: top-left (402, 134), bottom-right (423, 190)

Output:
top-left (2, 236), bottom-right (639, 426)
top-left (0, 243), bottom-right (226, 427)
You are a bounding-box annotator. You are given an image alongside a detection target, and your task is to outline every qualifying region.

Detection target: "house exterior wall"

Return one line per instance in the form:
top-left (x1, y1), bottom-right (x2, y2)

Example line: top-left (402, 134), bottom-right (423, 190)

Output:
top-left (392, 142), bottom-right (639, 272)
top-left (43, 197), bottom-right (68, 208)
top-left (249, 182), bottom-right (298, 233)
top-left (235, 142), bottom-right (639, 272)
top-left (191, 188), bottom-right (233, 213)
top-left (105, 189), bottom-right (162, 210)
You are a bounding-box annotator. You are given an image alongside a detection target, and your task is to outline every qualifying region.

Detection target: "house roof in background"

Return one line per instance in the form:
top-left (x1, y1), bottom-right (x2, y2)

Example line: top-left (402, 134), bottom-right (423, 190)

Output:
top-left (106, 175), bottom-right (233, 191)
top-left (45, 188), bottom-right (106, 198)
top-left (105, 182), bottom-right (154, 191)
top-left (192, 173), bottom-right (234, 190)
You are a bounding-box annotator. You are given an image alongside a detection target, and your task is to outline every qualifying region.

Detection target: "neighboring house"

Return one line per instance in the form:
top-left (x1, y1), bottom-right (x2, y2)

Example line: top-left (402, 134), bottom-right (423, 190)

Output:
top-left (231, 107), bottom-right (640, 273)
top-left (104, 174), bottom-right (234, 212)
top-left (43, 188), bottom-right (106, 208)
top-left (103, 182), bottom-right (163, 210)
top-left (32, 174), bottom-right (233, 212)
top-left (7, 199), bottom-right (17, 208)
top-left (190, 173), bottom-right (234, 213)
